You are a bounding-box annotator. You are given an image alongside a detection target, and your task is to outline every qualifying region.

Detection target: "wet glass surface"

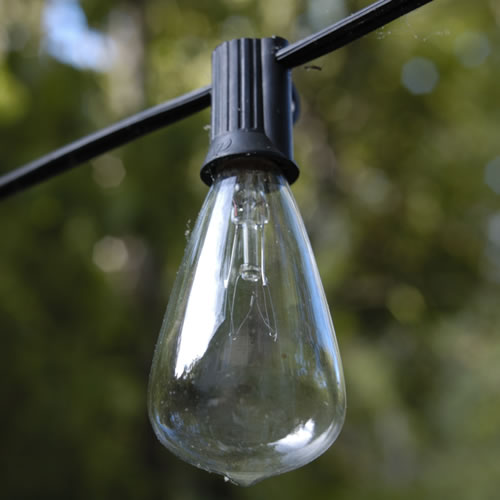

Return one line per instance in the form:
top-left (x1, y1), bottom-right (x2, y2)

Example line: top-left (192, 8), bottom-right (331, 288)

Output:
top-left (148, 164), bottom-right (345, 485)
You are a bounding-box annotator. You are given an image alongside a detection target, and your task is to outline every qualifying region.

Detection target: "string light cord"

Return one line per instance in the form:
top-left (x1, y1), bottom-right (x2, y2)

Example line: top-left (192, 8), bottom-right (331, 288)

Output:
top-left (275, 0), bottom-right (434, 68)
top-left (0, 86), bottom-right (211, 199)
top-left (0, 0), bottom-right (434, 200)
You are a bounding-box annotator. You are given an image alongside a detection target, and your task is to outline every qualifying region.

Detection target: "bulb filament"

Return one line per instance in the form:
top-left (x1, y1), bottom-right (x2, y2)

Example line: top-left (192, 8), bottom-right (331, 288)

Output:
top-left (224, 179), bottom-right (277, 340)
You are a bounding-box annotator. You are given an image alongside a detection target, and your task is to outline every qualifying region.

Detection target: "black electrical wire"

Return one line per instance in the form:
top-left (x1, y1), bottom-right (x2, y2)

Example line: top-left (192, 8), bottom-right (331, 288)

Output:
top-left (0, 0), bottom-right (435, 200)
top-left (0, 86), bottom-right (211, 199)
top-left (276, 0), bottom-right (436, 68)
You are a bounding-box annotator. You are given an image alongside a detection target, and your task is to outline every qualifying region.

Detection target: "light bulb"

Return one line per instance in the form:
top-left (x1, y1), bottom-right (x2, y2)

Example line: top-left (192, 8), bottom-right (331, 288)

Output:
top-left (148, 159), bottom-right (345, 486)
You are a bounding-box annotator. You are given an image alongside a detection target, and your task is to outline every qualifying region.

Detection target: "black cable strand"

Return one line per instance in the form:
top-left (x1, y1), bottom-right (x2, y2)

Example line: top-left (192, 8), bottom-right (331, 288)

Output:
top-left (0, 0), bottom-right (435, 200)
top-left (0, 86), bottom-right (211, 199)
top-left (276, 0), bottom-right (435, 68)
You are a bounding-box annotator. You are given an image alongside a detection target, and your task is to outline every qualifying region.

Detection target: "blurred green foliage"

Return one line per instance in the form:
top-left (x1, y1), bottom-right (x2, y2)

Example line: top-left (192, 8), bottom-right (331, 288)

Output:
top-left (1, 0), bottom-right (499, 498)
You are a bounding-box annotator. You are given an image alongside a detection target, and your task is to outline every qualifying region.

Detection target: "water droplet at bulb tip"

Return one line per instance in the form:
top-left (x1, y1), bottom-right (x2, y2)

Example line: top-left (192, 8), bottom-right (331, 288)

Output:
top-left (220, 472), bottom-right (263, 487)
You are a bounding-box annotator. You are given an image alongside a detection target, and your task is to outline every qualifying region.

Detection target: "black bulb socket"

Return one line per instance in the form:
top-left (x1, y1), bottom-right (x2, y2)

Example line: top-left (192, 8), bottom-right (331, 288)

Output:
top-left (200, 37), bottom-right (299, 186)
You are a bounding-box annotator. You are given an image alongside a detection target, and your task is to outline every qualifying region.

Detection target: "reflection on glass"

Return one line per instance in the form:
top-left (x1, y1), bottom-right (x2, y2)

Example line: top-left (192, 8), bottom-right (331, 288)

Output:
top-left (148, 161), bottom-right (346, 486)
top-left (271, 419), bottom-right (315, 453)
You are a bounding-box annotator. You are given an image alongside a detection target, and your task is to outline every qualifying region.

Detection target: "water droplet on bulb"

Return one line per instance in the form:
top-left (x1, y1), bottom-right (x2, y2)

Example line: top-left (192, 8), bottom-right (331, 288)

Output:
top-left (184, 219), bottom-right (192, 240)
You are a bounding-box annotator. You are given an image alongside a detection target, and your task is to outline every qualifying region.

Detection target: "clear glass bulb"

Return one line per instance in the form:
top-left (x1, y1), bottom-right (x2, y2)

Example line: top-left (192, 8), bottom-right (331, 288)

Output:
top-left (148, 160), bottom-right (345, 486)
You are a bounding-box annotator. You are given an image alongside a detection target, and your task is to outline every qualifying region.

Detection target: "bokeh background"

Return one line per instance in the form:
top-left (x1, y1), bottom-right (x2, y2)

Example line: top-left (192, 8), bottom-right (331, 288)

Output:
top-left (1, 0), bottom-right (499, 498)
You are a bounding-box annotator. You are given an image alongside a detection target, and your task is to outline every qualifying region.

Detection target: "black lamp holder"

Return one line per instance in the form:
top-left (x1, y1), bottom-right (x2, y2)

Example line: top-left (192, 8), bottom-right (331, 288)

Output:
top-left (201, 37), bottom-right (299, 186)
top-left (0, 0), bottom-right (434, 199)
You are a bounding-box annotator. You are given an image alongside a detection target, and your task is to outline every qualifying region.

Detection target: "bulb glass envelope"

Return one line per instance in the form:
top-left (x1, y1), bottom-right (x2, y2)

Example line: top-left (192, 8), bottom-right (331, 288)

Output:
top-left (148, 162), bottom-right (345, 486)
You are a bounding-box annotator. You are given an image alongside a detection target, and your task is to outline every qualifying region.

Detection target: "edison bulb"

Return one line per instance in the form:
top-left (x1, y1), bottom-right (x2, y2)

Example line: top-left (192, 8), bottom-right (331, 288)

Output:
top-left (148, 160), bottom-right (345, 486)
